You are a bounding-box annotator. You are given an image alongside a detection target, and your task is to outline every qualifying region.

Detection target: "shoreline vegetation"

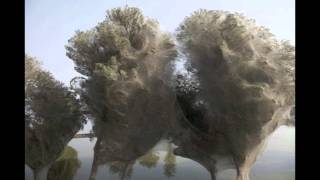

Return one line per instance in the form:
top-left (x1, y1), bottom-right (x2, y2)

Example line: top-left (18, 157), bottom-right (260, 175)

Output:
top-left (73, 133), bottom-right (95, 138)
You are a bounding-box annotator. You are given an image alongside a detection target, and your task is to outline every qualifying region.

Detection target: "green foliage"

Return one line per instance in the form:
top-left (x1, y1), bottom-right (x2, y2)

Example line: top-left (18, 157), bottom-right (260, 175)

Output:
top-left (138, 151), bottom-right (160, 168)
top-left (56, 146), bottom-right (79, 161)
top-left (163, 144), bottom-right (176, 177)
top-left (47, 146), bottom-right (81, 180)
top-left (108, 161), bottom-right (133, 179)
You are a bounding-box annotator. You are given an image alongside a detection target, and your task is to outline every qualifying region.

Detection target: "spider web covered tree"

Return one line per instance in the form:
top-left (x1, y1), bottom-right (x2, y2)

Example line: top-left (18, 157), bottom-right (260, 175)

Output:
top-left (25, 55), bottom-right (86, 180)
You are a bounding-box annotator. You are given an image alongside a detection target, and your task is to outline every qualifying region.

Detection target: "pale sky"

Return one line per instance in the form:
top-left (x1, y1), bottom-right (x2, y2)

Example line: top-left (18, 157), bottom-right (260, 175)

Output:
top-left (26, 0), bottom-right (295, 85)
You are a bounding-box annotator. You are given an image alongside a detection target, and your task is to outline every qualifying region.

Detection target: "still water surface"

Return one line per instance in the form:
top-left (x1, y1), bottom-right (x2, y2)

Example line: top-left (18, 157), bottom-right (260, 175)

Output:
top-left (25, 126), bottom-right (294, 180)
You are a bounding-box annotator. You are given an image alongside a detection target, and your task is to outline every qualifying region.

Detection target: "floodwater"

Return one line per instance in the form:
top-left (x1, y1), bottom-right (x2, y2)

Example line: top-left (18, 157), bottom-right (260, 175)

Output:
top-left (25, 126), bottom-right (294, 180)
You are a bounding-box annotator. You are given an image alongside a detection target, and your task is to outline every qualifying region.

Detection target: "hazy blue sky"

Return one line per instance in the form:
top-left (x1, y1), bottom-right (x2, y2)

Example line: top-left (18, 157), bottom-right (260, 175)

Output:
top-left (26, 0), bottom-right (295, 84)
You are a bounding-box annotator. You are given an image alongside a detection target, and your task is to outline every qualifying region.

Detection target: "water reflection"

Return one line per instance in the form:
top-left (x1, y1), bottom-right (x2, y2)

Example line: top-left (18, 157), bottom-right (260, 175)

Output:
top-left (163, 143), bottom-right (176, 178)
top-left (47, 146), bottom-right (81, 180)
top-left (139, 151), bottom-right (160, 169)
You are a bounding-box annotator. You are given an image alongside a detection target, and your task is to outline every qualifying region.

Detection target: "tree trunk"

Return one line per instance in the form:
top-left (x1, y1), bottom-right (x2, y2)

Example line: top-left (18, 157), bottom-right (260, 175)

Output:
top-left (236, 169), bottom-right (250, 180)
top-left (89, 157), bottom-right (98, 180)
top-left (33, 165), bottom-right (50, 180)
top-left (209, 168), bottom-right (216, 180)
top-left (89, 138), bottom-right (101, 180)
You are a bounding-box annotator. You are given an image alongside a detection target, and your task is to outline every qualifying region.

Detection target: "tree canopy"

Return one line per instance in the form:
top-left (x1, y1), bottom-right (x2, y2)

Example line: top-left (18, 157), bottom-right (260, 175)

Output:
top-left (175, 9), bottom-right (295, 174)
top-left (25, 55), bottom-right (86, 172)
top-left (66, 7), bottom-right (177, 139)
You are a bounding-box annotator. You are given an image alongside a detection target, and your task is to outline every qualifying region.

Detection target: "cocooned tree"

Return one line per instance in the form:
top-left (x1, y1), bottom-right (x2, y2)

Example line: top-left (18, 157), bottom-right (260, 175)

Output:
top-left (175, 10), bottom-right (295, 180)
top-left (66, 7), bottom-right (177, 180)
top-left (25, 55), bottom-right (86, 180)
top-left (66, 6), bottom-right (177, 130)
